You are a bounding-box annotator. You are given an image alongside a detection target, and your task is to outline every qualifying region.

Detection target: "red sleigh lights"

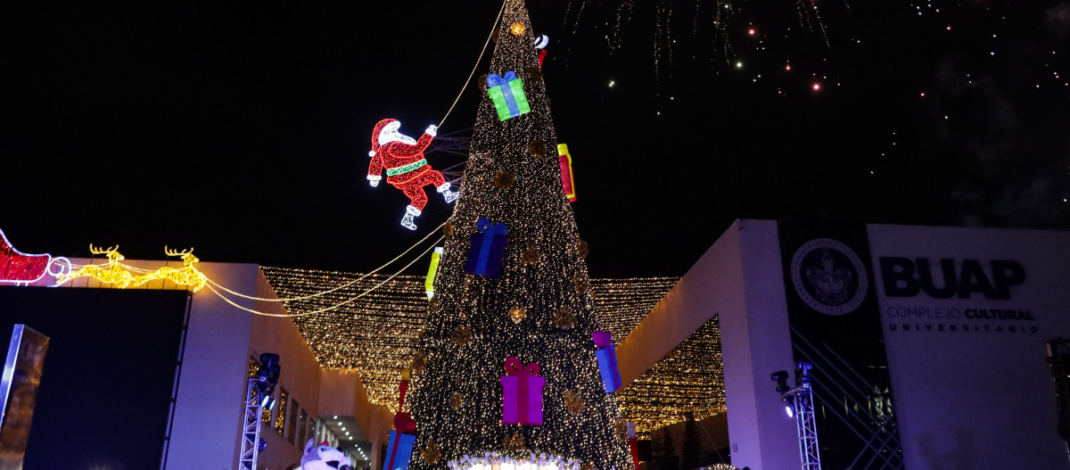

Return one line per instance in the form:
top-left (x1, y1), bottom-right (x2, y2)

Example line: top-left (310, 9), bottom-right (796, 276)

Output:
top-left (0, 227), bottom-right (70, 286)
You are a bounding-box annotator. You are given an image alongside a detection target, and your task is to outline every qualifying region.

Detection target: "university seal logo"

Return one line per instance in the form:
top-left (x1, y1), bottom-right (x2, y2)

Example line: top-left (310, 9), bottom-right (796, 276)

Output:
top-left (790, 238), bottom-right (868, 316)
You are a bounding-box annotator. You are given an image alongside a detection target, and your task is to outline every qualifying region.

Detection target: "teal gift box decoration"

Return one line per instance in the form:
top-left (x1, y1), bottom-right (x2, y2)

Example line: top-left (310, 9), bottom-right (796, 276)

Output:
top-left (487, 71), bottom-right (531, 121)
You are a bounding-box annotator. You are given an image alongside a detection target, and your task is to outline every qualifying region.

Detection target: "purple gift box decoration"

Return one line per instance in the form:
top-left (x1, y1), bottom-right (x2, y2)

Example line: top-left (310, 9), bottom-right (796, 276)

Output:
top-left (382, 430), bottom-right (415, 470)
top-left (464, 218), bottom-right (509, 277)
top-left (501, 357), bottom-right (544, 425)
top-left (593, 331), bottom-right (622, 393)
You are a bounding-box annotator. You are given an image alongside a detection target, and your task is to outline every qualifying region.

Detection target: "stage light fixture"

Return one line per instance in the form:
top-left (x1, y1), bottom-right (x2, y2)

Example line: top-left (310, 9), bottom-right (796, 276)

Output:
top-left (795, 361), bottom-right (813, 386)
top-left (255, 353), bottom-right (281, 399)
top-left (771, 370), bottom-right (790, 394)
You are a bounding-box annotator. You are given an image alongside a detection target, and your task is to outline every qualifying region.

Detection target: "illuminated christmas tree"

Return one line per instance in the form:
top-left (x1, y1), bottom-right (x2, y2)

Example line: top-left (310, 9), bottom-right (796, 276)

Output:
top-left (405, 1), bottom-right (632, 470)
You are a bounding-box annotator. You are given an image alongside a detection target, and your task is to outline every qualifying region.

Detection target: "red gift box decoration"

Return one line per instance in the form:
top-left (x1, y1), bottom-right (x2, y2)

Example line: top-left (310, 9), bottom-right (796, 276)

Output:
top-left (627, 422), bottom-right (639, 470)
top-left (501, 357), bottom-right (544, 425)
top-left (558, 144), bottom-right (577, 202)
top-left (393, 378), bottom-right (417, 434)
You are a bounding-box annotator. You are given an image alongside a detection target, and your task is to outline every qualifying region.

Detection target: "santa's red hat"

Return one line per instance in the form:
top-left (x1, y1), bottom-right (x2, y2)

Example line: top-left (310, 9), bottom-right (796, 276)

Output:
top-left (369, 119), bottom-right (397, 157)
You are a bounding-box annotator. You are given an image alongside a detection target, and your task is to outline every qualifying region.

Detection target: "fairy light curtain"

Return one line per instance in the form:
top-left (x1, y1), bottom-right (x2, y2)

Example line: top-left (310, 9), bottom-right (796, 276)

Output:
top-left (615, 315), bottom-right (726, 438)
top-left (261, 267), bottom-right (678, 412)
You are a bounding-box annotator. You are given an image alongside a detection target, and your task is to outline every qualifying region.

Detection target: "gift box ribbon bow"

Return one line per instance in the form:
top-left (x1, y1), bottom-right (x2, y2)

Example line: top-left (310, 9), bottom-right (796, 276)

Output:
top-left (504, 356), bottom-right (541, 377)
top-left (487, 72), bottom-right (522, 117)
top-left (593, 330), bottom-right (622, 393)
top-left (592, 331), bottom-right (613, 349)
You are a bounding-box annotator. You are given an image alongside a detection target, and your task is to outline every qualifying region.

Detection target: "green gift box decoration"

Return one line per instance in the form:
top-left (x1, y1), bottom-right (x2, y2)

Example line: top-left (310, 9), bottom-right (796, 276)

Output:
top-left (487, 71), bottom-right (531, 121)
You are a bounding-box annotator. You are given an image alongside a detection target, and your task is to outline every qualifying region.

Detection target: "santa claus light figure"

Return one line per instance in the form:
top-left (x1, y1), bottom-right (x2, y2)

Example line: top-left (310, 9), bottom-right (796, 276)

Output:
top-left (367, 119), bottom-right (460, 230)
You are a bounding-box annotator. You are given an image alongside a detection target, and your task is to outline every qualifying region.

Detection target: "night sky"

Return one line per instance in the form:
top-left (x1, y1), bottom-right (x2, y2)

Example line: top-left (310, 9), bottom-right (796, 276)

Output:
top-left (2, 1), bottom-right (1068, 278)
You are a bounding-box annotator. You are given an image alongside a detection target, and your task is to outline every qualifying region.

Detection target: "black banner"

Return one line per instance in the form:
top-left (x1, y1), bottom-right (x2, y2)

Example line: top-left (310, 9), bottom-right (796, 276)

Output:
top-left (778, 219), bottom-right (904, 470)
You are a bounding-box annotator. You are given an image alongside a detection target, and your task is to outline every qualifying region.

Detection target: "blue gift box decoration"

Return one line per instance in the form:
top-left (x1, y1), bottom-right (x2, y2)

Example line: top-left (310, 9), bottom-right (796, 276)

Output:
top-left (593, 331), bottom-right (623, 393)
top-left (464, 218), bottom-right (509, 277)
top-left (382, 430), bottom-right (415, 470)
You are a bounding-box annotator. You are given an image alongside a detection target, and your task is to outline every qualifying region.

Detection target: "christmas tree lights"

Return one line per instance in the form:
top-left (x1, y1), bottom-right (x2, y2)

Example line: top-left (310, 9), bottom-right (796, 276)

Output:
top-left (263, 269), bottom-right (728, 458)
top-left (405, 1), bottom-right (632, 468)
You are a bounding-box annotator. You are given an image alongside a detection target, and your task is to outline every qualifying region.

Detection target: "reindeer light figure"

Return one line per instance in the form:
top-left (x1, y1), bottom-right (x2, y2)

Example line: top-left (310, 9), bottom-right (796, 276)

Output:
top-left (133, 247), bottom-right (207, 292)
top-left (55, 244), bottom-right (135, 288)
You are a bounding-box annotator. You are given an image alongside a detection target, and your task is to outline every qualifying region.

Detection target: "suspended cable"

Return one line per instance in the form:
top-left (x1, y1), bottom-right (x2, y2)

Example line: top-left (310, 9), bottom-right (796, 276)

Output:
top-left (437, 0), bottom-right (507, 129)
top-left (207, 237), bottom-right (442, 318)
top-left (208, 221), bottom-right (445, 302)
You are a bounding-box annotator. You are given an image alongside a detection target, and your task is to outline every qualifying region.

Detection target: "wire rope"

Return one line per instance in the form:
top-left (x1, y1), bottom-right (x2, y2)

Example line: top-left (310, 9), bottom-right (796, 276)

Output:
top-left (207, 221), bottom-right (445, 302)
top-left (437, 0), bottom-right (507, 129)
top-left (206, 237), bottom-right (442, 317)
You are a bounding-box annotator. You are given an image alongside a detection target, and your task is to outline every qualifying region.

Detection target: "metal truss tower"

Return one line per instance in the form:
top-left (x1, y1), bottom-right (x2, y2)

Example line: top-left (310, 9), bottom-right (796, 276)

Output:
top-left (775, 361), bottom-right (822, 470)
top-left (1046, 338), bottom-right (1070, 464)
top-left (789, 383), bottom-right (821, 470)
top-left (238, 377), bottom-right (264, 470)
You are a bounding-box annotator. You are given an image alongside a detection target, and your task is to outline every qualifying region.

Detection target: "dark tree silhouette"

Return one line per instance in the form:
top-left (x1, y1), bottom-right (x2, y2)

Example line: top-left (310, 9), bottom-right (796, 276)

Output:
top-left (682, 412), bottom-right (702, 470)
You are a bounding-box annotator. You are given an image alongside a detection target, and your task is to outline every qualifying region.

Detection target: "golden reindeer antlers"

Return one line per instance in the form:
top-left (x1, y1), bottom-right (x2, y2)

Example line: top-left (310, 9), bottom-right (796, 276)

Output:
top-left (89, 244), bottom-right (119, 255)
top-left (164, 246), bottom-right (193, 257)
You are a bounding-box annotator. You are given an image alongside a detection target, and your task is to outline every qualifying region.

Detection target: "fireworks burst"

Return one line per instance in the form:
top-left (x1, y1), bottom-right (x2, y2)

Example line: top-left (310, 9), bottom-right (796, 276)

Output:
top-left (569, 0), bottom-right (834, 71)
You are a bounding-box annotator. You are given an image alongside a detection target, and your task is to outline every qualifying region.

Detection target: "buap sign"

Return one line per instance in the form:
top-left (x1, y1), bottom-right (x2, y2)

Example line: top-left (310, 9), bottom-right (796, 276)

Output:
top-left (879, 257), bottom-right (1026, 300)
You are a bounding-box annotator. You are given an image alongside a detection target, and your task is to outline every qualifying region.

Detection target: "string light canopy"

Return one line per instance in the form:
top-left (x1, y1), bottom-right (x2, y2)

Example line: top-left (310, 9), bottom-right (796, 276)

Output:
top-left (615, 316), bottom-right (726, 438)
top-left (261, 267), bottom-right (677, 412)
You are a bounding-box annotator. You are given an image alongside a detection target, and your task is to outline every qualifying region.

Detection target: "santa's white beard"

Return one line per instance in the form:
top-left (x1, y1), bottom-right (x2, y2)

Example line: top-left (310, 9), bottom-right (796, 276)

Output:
top-left (380, 130), bottom-right (416, 146)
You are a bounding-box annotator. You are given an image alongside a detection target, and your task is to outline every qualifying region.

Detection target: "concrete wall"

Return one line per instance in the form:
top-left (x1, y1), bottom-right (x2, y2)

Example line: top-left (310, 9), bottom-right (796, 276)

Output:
top-left (617, 220), bottom-right (743, 386)
top-left (247, 269), bottom-right (327, 469)
top-left (629, 221), bottom-right (1070, 470)
top-left (869, 224), bottom-right (1070, 469)
top-left (46, 259), bottom-right (385, 470)
top-left (718, 220), bottom-right (797, 470)
top-left (163, 261), bottom-right (259, 470)
top-left (615, 220), bottom-right (797, 470)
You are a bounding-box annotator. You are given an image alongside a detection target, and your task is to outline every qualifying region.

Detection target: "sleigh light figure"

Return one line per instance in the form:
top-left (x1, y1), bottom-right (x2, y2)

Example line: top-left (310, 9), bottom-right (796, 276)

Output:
top-left (367, 119), bottom-right (460, 230)
top-left (0, 226), bottom-right (71, 286)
